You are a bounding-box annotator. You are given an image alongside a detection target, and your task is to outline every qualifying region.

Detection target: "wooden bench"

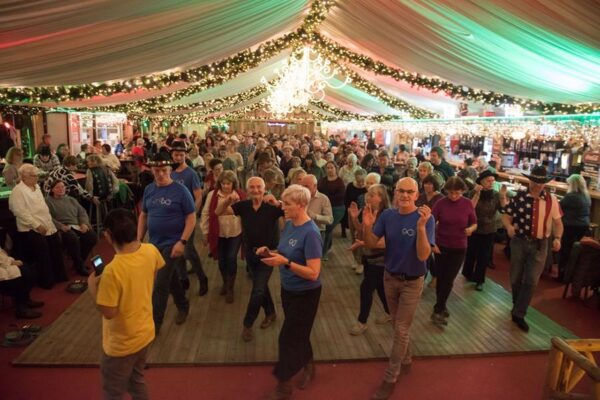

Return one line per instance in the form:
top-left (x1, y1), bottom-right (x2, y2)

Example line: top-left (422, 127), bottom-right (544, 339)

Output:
top-left (543, 337), bottom-right (600, 399)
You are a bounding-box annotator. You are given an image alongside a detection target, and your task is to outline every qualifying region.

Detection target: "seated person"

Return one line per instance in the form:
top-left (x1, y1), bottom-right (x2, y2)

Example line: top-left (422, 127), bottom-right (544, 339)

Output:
top-left (85, 154), bottom-right (119, 201)
top-left (3, 146), bottom-right (23, 188)
top-left (33, 145), bottom-right (60, 175)
top-left (8, 164), bottom-right (67, 288)
top-left (44, 155), bottom-right (94, 201)
top-left (100, 144), bottom-right (121, 172)
top-left (46, 179), bottom-right (98, 276)
top-left (0, 246), bottom-right (44, 319)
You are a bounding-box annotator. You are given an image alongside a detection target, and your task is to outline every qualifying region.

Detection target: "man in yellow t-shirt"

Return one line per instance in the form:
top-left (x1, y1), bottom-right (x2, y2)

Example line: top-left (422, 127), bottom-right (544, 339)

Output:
top-left (88, 209), bottom-right (164, 400)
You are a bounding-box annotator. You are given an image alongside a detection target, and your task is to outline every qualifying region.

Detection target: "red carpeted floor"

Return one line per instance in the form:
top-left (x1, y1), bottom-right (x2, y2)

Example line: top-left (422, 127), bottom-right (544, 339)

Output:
top-left (1, 242), bottom-right (598, 400)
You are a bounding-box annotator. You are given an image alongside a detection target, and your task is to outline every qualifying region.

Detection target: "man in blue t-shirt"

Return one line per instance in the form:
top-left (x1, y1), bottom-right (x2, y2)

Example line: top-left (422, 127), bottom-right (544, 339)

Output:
top-left (137, 154), bottom-right (196, 333)
top-left (170, 141), bottom-right (208, 296)
top-left (363, 177), bottom-right (435, 400)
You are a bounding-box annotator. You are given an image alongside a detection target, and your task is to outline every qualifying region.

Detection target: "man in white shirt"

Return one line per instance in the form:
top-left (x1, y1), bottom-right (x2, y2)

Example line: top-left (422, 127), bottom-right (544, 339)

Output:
top-left (300, 174), bottom-right (333, 232)
top-left (101, 144), bottom-right (121, 172)
top-left (9, 164), bottom-right (67, 288)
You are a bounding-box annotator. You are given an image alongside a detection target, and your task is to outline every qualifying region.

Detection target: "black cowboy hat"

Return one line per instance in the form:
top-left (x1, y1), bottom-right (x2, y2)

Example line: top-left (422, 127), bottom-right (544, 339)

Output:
top-left (476, 169), bottom-right (499, 184)
top-left (522, 165), bottom-right (552, 184)
top-left (169, 140), bottom-right (189, 153)
top-left (145, 152), bottom-right (175, 168)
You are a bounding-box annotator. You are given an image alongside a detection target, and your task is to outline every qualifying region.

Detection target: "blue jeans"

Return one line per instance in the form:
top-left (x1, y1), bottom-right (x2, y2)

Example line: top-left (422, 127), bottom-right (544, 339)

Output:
top-left (243, 252), bottom-right (275, 328)
top-left (322, 205), bottom-right (345, 255)
top-left (152, 244), bottom-right (189, 329)
top-left (509, 236), bottom-right (548, 319)
top-left (217, 235), bottom-right (242, 276)
top-left (175, 228), bottom-right (207, 281)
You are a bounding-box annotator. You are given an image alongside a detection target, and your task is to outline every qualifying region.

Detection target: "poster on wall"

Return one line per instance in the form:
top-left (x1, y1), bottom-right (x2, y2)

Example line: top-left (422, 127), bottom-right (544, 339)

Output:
top-left (68, 113), bottom-right (81, 154)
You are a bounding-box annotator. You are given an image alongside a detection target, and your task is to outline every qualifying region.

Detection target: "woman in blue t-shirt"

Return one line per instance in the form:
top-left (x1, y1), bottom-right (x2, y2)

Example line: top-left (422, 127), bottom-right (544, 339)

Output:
top-left (257, 184), bottom-right (323, 398)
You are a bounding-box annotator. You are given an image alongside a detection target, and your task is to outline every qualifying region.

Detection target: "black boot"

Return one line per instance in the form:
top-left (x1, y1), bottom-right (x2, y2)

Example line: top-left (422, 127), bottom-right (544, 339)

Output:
top-left (297, 360), bottom-right (315, 389)
top-left (225, 273), bottom-right (236, 304)
top-left (219, 270), bottom-right (227, 296)
top-left (198, 276), bottom-right (208, 296)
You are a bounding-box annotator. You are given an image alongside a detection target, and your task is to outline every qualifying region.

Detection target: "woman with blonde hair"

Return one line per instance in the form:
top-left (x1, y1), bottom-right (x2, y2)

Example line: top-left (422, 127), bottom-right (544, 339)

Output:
top-left (558, 174), bottom-right (591, 281)
top-left (258, 184), bottom-right (322, 398)
top-left (347, 184), bottom-right (391, 335)
top-left (201, 170), bottom-right (245, 302)
top-left (3, 146), bottom-right (23, 188)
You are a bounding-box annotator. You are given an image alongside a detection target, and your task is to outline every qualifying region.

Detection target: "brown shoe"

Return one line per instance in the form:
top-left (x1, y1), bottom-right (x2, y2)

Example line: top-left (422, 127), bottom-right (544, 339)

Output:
top-left (263, 381), bottom-right (292, 400)
top-left (242, 327), bottom-right (253, 342)
top-left (297, 361), bottom-right (315, 390)
top-left (371, 381), bottom-right (395, 400)
top-left (260, 313), bottom-right (277, 329)
top-left (175, 309), bottom-right (188, 325)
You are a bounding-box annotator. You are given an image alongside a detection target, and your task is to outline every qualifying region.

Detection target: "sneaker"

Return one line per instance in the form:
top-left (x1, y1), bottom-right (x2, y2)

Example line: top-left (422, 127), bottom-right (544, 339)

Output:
top-left (350, 322), bottom-right (368, 336)
top-left (430, 312), bottom-right (448, 326)
top-left (354, 264), bottom-right (364, 274)
top-left (175, 309), bottom-right (188, 325)
top-left (475, 283), bottom-right (483, 291)
top-left (242, 327), bottom-right (253, 342)
top-left (375, 315), bottom-right (392, 325)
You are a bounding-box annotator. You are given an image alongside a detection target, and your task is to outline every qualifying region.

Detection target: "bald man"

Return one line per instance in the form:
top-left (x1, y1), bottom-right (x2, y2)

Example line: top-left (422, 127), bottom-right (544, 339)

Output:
top-left (216, 177), bottom-right (284, 342)
top-left (300, 174), bottom-right (333, 233)
top-left (362, 178), bottom-right (436, 400)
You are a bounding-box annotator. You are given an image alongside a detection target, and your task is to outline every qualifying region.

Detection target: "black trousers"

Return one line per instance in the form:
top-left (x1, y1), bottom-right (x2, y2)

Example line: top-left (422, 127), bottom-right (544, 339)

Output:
top-left (358, 261), bottom-right (389, 323)
top-left (26, 231), bottom-right (67, 288)
top-left (274, 286), bottom-right (321, 382)
top-left (463, 233), bottom-right (495, 284)
top-left (434, 246), bottom-right (466, 314)
top-left (60, 229), bottom-right (98, 272)
top-left (558, 225), bottom-right (588, 279)
top-left (0, 277), bottom-right (31, 307)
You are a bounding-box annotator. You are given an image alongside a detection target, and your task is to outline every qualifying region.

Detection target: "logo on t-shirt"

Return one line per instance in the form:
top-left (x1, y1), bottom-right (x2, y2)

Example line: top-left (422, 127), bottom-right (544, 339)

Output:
top-left (288, 238), bottom-right (298, 247)
top-left (402, 228), bottom-right (415, 237)
top-left (151, 197), bottom-right (172, 207)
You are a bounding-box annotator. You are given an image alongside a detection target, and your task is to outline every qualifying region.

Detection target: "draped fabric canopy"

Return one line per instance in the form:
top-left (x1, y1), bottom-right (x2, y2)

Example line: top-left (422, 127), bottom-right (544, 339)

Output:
top-left (1, 0), bottom-right (599, 119)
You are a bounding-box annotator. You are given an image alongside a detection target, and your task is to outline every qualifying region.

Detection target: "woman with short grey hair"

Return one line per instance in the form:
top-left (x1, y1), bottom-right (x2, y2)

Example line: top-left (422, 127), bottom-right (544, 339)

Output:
top-left (258, 184), bottom-right (323, 398)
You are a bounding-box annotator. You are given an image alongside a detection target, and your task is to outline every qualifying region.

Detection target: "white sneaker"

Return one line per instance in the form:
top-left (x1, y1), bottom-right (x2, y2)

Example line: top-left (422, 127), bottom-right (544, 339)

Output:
top-left (355, 264), bottom-right (364, 274)
top-left (350, 322), bottom-right (368, 335)
top-left (375, 315), bottom-right (392, 325)
top-left (350, 263), bottom-right (357, 270)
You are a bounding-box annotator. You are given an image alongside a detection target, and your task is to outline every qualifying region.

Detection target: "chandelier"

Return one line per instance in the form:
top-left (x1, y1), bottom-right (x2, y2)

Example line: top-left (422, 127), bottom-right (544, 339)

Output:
top-left (261, 46), bottom-right (351, 119)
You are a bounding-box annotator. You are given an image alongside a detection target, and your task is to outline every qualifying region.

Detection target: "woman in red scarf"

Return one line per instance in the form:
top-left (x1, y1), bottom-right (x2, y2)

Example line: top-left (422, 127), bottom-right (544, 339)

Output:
top-left (201, 170), bottom-right (244, 303)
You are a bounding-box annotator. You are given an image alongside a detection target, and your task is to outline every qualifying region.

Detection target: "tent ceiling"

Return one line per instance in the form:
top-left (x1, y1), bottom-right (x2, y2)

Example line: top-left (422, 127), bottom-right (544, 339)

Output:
top-left (320, 0), bottom-right (600, 103)
top-left (1, 0), bottom-right (599, 120)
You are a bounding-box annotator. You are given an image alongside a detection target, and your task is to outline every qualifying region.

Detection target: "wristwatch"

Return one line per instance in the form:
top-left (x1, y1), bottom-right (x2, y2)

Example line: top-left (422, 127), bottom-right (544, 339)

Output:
top-left (179, 239), bottom-right (188, 245)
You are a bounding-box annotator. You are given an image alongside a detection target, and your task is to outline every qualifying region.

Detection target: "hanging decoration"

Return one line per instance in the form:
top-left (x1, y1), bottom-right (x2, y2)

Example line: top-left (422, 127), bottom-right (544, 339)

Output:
top-left (0, 0), bottom-right (337, 105)
top-left (261, 46), bottom-right (351, 118)
top-left (310, 32), bottom-right (600, 115)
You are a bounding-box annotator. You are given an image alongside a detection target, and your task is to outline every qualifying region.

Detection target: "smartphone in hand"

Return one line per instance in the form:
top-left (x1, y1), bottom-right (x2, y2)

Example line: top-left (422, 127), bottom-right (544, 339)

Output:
top-left (91, 255), bottom-right (105, 276)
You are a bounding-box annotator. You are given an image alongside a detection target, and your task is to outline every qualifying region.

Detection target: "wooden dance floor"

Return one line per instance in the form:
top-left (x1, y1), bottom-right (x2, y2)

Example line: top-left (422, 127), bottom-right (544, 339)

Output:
top-left (14, 235), bottom-right (576, 366)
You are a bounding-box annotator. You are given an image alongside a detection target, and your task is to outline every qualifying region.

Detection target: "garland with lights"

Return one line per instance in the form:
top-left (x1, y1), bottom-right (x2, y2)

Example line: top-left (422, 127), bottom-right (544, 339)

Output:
top-left (310, 101), bottom-right (399, 122)
top-left (0, 104), bottom-right (43, 115)
top-left (0, 0), bottom-right (337, 105)
top-left (334, 64), bottom-right (437, 119)
top-left (310, 32), bottom-right (600, 115)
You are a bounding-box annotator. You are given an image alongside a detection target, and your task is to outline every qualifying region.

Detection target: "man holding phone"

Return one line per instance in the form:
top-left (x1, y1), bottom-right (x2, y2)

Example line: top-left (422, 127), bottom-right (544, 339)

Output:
top-left (88, 209), bottom-right (165, 400)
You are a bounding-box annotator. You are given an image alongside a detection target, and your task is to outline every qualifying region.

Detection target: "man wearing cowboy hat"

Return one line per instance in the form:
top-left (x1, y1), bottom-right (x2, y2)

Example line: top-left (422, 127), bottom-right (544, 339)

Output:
top-left (502, 165), bottom-right (563, 332)
top-left (170, 141), bottom-right (208, 297)
top-left (137, 152), bottom-right (196, 333)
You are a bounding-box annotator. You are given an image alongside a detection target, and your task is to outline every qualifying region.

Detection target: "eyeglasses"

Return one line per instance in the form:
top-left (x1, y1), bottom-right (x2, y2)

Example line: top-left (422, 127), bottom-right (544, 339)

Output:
top-left (395, 189), bottom-right (416, 195)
